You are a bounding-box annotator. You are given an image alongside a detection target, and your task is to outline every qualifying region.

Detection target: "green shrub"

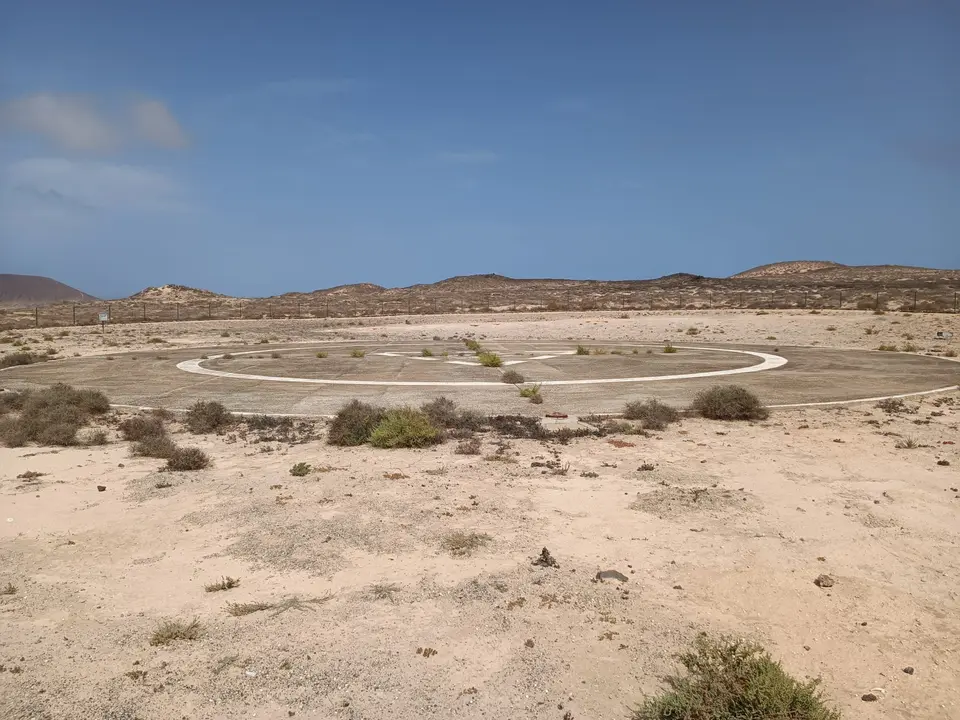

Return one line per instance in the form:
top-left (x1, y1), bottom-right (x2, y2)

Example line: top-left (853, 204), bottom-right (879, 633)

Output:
top-left (290, 462), bottom-right (312, 476)
top-left (316, 351), bottom-right (328, 358)
top-left (519, 384), bottom-right (543, 403)
top-left (477, 352), bottom-right (502, 367)
top-left (623, 399), bottom-right (680, 430)
top-left (119, 415), bottom-right (166, 441)
top-left (575, 345), bottom-right (590, 355)
top-left (463, 339), bottom-right (483, 352)
top-left (900, 343), bottom-right (919, 353)
top-left (500, 369), bottom-right (525, 384)
top-left (632, 634), bottom-right (839, 720)
top-left (369, 408), bottom-right (442, 449)
top-left (691, 385), bottom-right (769, 421)
top-left (184, 400), bottom-right (233, 434)
top-left (877, 344), bottom-right (897, 351)
top-left (663, 344), bottom-right (678, 354)
top-left (421, 348), bottom-right (434, 357)
top-left (349, 349), bottom-right (366, 358)
top-left (165, 446), bottom-right (210, 471)
top-left (328, 400), bottom-right (384, 446)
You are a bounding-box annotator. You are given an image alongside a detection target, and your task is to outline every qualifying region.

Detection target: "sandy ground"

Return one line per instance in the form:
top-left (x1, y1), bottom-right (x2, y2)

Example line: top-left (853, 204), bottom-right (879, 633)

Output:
top-left (2, 311), bottom-right (959, 720)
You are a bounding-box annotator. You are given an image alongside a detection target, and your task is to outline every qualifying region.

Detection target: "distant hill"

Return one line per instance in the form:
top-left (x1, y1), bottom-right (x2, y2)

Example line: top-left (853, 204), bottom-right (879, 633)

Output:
top-left (0, 274), bottom-right (98, 307)
top-left (129, 284), bottom-right (226, 302)
top-left (731, 262), bottom-right (955, 283)
top-left (732, 261), bottom-right (842, 278)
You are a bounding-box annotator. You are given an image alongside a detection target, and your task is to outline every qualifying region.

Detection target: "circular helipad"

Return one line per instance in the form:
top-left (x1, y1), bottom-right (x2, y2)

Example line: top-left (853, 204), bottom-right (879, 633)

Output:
top-left (2, 341), bottom-right (957, 416)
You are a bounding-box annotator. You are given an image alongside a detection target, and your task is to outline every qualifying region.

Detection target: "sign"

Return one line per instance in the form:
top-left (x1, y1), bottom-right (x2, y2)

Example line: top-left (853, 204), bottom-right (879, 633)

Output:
top-left (935, 331), bottom-right (953, 340)
top-left (98, 311), bottom-right (109, 324)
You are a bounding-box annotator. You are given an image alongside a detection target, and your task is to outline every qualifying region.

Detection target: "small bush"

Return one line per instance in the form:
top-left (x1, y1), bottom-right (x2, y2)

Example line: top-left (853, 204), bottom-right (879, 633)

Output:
top-left (691, 385), bottom-right (769, 421)
top-left (456, 438), bottom-right (482, 455)
top-left (270, 352), bottom-right (281, 359)
top-left (900, 342), bottom-right (919, 353)
top-left (221, 353), bottom-right (234, 360)
top-left (477, 352), bottom-right (502, 367)
top-left (349, 349), bottom-right (366, 358)
top-left (83, 429), bottom-right (109, 446)
top-left (519, 384), bottom-right (543, 403)
top-left (0, 418), bottom-right (30, 447)
top-left (591, 347), bottom-right (608, 355)
top-left (464, 339), bottom-right (483, 352)
top-left (663, 344), bottom-right (678, 354)
top-left (150, 618), bottom-right (203, 646)
top-left (119, 415), bottom-right (166, 441)
top-left (165, 446), bottom-right (210, 471)
top-left (825, 326), bottom-right (837, 331)
top-left (421, 397), bottom-right (458, 428)
top-left (369, 408), bottom-right (442, 449)
top-left (441, 531), bottom-right (491, 556)
top-left (421, 348), bottom-right (434, 357)
top-left (875, 398), bottom-right (907, 414)
top-left (623, 399), bottom-right (680, 430)
top-left (631, 634), bottom-right (840, 720)
top-left (133, 434), bottom-right (177, 459)
top-left (185, 400), bottom-right (233, 434)
top-left (316, 351), bottom-right (328, 358)
top-left (0, 391), bottom-right (27, 415)
top-left (575, 344), bottom-right (590, 355)
top-left (226, 601), bottom-right (273, 617)
top-left (877, 344), bottom-right (897, 351)
top-left (501, 369), bottom-right (525, 384)
top-left (220, 331), bottom-right (231, 337)
top-left (328, 400), bottom-right (385, 446)
top-left (258, 338), bottom-right (269, 344)
top-left (686, 327), bottom-right (700, 336)
top-left (0, 384), bottom-right (110, 447)
top-left (289, 462), bottom-right (312, 476)
top-left (146, 337), bottom-right (166, 344)
top-left (205, 576), bottom-right (240, 592)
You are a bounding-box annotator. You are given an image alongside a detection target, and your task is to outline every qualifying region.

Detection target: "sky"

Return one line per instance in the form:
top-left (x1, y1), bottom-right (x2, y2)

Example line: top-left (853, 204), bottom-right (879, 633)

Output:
top-left (0, 1), bottom-right (958, 298)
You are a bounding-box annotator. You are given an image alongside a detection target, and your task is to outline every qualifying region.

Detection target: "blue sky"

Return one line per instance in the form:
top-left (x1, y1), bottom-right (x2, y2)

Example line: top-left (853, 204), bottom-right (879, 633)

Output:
top-left (1, 1), bottom-right (957, 298)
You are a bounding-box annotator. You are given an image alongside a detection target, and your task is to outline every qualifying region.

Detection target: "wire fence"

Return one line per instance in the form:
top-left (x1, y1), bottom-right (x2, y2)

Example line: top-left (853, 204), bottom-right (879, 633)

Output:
top-left (1, 287), bottom-right (958, 331)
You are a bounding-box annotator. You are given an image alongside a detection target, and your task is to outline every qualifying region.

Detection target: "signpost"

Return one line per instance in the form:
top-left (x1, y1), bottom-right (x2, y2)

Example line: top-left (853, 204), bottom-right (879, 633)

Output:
top-left (99, 311), bottom-right (109, 335)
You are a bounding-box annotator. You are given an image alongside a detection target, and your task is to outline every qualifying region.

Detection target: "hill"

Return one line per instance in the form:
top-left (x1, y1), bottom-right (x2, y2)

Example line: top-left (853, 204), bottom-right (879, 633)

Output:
top-left (732, 261), bottom-right (841, 278)
top-left (129, 284), bottom-right (227, 302)
top-left (0, 274), bottom-right (98, 307)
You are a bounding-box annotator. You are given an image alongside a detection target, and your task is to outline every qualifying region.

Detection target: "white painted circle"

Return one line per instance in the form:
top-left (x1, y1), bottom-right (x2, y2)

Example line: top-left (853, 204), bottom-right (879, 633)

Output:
top-left (176, 344), bottom-right (788, 387)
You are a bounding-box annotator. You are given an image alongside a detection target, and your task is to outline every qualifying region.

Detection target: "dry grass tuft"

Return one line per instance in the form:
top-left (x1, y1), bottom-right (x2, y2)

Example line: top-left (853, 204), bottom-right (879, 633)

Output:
top-left (441, 531), bottom-right (492, 556)
top-left (205, 576), bottom-right (240, 592)
top-left (226, 601), bottom-right (274, 617)
top-left (623, 399), bottom-right (680, 430)
top-left (150, 618), bottom-right (203, 646)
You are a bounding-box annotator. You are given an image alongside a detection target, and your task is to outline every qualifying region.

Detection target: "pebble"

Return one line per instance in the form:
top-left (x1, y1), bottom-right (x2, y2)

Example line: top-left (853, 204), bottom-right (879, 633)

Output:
top-left (861, 693), bottom-right (878, 702)
top-left (903, 666), bottom-right (914, 675)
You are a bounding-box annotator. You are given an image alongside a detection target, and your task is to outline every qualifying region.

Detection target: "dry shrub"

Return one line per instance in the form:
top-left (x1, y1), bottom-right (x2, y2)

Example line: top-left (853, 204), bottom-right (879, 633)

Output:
top-left (369, 407), bottom-right (442, 449)
top-left (500, 369), bottom-right (525, 384)
top-left (690, 385), bottom-right (768, 421)
top-left (150, 618), bottom-right (203, 646)
top-left (165, 446), bottom-right (210, 471)
top-left (455, 437), bottom-right (482, 455)
top-left (0, 383), bottom-right (110, 447)
top-left (328, 400), bottom-right (384, 446)
top-left (632, 634), bottom-right (839, 720)
top-left (0, 352), bottom-right (46, 369)
top-left (441, 531), bottom-right (491, 556)
top-left (185, 400), bottom-right (233, 434)
top-left (133, 434), bottom-right (177, 459)
top-left (119, 415), bottom-right (166, 441)
top-left (623, 399), bottom-right (680, 430)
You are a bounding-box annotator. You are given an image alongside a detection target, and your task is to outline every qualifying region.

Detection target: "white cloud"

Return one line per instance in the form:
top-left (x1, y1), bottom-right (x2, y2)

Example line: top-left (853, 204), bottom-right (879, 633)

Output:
top-left (436, 151), bottom-right (500, 165)
top-left (2, 94), bottom-right (118, 151)
top-left (132, 99), bottom-right (189, 148)
top-left (3, 157), bottom-right (181, 213)
top-left (0, 93), bottom-right (188, 152)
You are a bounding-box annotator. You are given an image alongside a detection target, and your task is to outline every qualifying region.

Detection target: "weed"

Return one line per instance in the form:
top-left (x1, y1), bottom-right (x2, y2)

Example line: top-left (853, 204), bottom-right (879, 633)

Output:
top-left (289, 462), bottom-right (312, 477)
top-left (349, 349), bottom-right (366, 358)
top-left (226, 601), bottom-right (274, 617)
top-left (895, 438), bottom-right (918, 449)
top-left (663, 344), bottom-right (678, 354)
top-left (877, 344), bottom-right (897, 351)
top-left (421, 397), bottom-right (458, 428)
top-left (464, 339), bottom-right (483, 352)
top-left (686, 327), bottom-right (700, 336)
top-left (150, 618), bottom-right (203, 646)
top-left (220, 331), bottom-right (231, 337)
top-left (0, 383), bottom-right (109, 448)
top-left (270, 352), bottom-right (281, 359)
top-left (221, 353), bottom-right (234, 360)
top-left (441, 531), bottom-right (492, 556)
top-left (575, 344), bottom-right (590, 355)
top-left (631, 634), bottom-right (839, 720)
top-left (456, 438), bottom-right (482, 455)
top-left (328, 400), bottom-right (384, 446)
top-left (316, 351), bottom-right (328, 358)
top-left (875, 398), bottom-right (907, 414)
top-left (691, 385), bottom-right (769, 421)
top-left (369, 582), bottom-right (401, 601)
top-left (519, 384), bottom-right (543, 402)
top-left (258, 338), bottom-right (269, 344)
top-left (369, 408), bottom-right (442, 448)
top-left (864, 327), bottom-right (876, 336)
top-left (501, 369), bottom-right (525, 384)
top-left (477, 352), bottom-right (502, 367)
top-left (205, 576), bottom-right (240, 593)
top-left (165, 447), bottom-right (210, 471)
top-left (0, 583), bottom-right (16, 595)
top-left (944, 349), bottom-right (957, 357)
top-left (146, 337), bottom-right (166, 344)
top-left (826, 326), bottom-right (837, 331)
top-left (119, 415), bottom-right (166, 441)
top-left (84, 429), bottom-right (109, 446)
top-left (421, 348), bottom-right (434, 357)
top-left (591, 347), bottom-right (608, 355)
top-left (901, 343), bottom-right (919, 353)
top-left (185, 400), bottom-right (233, 434)
top-left (623, 399), bottom-right (680, 430)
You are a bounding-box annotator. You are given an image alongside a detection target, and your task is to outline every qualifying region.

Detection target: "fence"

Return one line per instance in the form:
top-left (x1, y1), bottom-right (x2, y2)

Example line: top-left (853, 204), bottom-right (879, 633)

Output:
top-left (1, 287), bottom-right (958, 331)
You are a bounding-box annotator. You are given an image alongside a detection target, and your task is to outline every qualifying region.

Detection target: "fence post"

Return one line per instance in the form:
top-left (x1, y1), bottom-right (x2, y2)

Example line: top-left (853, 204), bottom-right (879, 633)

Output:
top-left (955, 291), bottom-right (958, 313)
top-left (142, 302), bottom-right (146, 322)
top-left (802, 292), bottom-right (807, 309)
top-left (875, 291), bottom-right (879, 310)
top-left (297, 301), bottom-right (301, 318)
top-left (326, 298), bottom-right (330, 318)
top-left (107, 303), bottom-right (111, 321)
top-left (839, 291), bottom-right (843, 309)
top-left (739, 292), bottom-right (743, 308)
top-left (239, 300), bottom-right (243, 319)
top-left (176, 303), bottom-right (180, 321)
top-left (35, 306), bottom-right (39, 328)
top-left (913, 290), bottom-right (917, 312)
top-left (407, 296), bottom-right (412, 314)
top-left (208, 302), bottom-right (211, 319)
top-left (73, 304), bottom-right (76, 326)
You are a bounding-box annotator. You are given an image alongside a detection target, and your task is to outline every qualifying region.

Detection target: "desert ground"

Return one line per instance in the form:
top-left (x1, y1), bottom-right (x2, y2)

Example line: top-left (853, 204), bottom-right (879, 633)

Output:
top-left (2, 309), bottom-right (959, 720)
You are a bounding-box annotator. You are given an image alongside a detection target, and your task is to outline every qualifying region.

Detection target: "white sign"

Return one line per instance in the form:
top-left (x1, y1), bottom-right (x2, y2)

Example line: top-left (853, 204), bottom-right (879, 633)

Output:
top-left (98, 311), bottom-right (109, 323)
top-left (935, 331), bottom-right (953, 340)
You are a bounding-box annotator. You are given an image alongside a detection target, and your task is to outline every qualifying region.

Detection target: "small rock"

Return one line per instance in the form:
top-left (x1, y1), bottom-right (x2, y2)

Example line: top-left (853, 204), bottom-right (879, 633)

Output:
top-left (96, 485), bottom-right (106, 492)
top-left (861, 693), bottom-right (878, 702)
top-left (672, 585), bottom-right (683, 590)
top-left (524, 639), bottom-right (534, 648)
top-left (902, 666), bottom-right (914, 675)
top-left (814, 574), bottom-right (835, 588)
